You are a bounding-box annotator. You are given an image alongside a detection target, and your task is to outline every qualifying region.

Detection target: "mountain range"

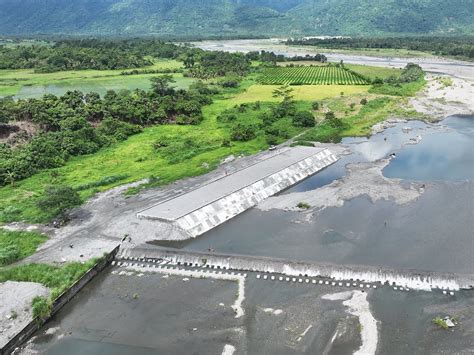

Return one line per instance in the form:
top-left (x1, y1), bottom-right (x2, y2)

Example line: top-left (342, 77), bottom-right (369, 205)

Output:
top-left (0, 0), bottom-right (472, 37)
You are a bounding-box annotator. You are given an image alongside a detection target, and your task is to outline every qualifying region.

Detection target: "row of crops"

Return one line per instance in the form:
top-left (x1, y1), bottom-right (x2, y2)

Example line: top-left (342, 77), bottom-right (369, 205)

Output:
top-left (258, 66), bottom-right (369, 85)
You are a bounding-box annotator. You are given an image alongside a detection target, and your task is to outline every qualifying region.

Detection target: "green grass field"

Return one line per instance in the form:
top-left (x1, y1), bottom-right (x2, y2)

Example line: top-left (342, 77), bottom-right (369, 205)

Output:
top-left (232, 84), bottom-right (369, 104)
top-left (259, 66), bottom-right (369, 85)
top-left (0, 59), bottom-right (187, 97)
top-left (0, 229), bottom-right (47, 265)
top-left (344, 64), bottom-right (402, 80)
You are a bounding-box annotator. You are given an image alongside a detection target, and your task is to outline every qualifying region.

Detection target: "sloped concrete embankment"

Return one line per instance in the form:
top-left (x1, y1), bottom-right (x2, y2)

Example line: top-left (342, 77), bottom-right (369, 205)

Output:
top-left (118, 248), bottom-right (473, 292)
top-left (140, 149), bottom-right (337, 238)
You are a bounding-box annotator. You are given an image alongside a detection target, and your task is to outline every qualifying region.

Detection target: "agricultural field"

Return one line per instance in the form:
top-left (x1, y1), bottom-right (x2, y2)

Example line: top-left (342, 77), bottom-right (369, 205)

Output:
top-left (258, 66), bottom-right (369, 85)
top-left (231, 84), bottom-right (369, 104)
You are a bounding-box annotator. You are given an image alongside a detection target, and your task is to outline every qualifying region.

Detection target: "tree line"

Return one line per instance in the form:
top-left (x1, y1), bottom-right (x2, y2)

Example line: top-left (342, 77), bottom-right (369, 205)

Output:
top-left (1, 39), bottom-right (329, 76)
top-left (286, 36), bottom-right (474, 59)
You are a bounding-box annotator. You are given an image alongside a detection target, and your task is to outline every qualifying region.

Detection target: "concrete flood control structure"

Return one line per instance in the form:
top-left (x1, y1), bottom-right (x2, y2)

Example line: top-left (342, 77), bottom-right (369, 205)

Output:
top-left (117, 247), bottom-right (474, 293)
top-left (138, 146), bottom-right (338, 237)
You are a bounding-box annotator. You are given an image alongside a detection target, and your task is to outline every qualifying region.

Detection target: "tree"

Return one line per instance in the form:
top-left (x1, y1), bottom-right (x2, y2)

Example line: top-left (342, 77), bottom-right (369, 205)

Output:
top-left (231, 123), bottom-right (257, 142)
top-left (150, 75), bottom-right (175, 96)
top-left (272, 85), bottom-right (294, 101)
top-left (37, 185), bottom-right (81, 218)
top-left (183, 54), bottom-right (195, 68)
top-left (325, 111), bottom-right (344, 128)
top-left (293, 111), bottom-right (315, 127)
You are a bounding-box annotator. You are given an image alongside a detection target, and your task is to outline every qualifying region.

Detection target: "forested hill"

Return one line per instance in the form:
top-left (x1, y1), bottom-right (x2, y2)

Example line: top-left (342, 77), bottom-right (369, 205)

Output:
top-left (0, 0), bottom-right (472, 37)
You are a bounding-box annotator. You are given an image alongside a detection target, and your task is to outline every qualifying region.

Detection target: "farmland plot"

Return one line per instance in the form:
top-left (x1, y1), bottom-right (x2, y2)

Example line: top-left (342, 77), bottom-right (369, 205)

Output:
top-left (259, 66), bottom-right (369, 85)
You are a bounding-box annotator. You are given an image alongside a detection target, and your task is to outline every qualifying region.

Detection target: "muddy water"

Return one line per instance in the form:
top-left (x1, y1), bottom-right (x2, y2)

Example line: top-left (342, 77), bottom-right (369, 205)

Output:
top-left (176, 116), bottom-right (474, 274)
top-left (27, 268), bottom-right (474, 354)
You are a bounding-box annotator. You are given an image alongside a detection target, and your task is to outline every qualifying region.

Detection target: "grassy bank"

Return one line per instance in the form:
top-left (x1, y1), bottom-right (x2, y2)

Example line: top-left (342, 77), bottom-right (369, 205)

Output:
top-left (369, 77), bottom-right (426, 97)
top-left (296, 96), bottom-right (421, 143)
top-left (0, 259), bottom-right (98, 319)
top-left (0, 229), bottom-right (48, 266)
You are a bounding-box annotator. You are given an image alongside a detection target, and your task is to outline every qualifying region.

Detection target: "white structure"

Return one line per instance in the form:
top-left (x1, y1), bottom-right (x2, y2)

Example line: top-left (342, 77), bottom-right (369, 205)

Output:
top-left (138, 147), bottom-right (338, 237)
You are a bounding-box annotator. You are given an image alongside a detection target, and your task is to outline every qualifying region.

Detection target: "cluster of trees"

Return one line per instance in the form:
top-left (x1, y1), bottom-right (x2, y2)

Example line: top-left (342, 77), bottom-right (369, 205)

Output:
top-left (246, 50), bottom-right (327, 65)
top-left (185, 51), bottom-right (251, 79)
top-left (0, 39), bottom-right (190, 72)
top-left (373, 63), bottom-right (424, 86)
top-left (0, 43), bottom-right (150, 72)
top-left (218, 85), bottom-right (315, 145)
top-left (0, 76), bottom-right (212, 186)
top-left (286, 36), bottom-right (474, 59)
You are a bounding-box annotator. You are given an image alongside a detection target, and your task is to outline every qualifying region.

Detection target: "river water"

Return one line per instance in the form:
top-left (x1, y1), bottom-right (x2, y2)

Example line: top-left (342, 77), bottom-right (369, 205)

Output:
top-left (171, 116), bottom-right (474, 275)
top-left (24, 115), bottom-right (474, 355)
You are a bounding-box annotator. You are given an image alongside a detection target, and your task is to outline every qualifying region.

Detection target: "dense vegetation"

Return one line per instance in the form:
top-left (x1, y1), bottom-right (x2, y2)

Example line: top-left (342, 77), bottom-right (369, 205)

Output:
top-left (0, 39), bottom-right (186, 72)
top-left (258, 65), bottom-right (369, 85)
top-left (0, 77), bottom-right (212, 187)
top-left (287, 37), bottom-right (474, 59)
top-left (369, 63), bottom-right (426, 96)
top-left (0, 0), bottom-right (472, 36)
top-left (0, 39), bottom-right (329, 78)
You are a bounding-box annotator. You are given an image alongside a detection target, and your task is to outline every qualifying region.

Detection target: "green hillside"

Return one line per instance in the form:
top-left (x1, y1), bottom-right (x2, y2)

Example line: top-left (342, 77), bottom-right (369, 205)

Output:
top-left (0, 0), bottom-right (472, 37)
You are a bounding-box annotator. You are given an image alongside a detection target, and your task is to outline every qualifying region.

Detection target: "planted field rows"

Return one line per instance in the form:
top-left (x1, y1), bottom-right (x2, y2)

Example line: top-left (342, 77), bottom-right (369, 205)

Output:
top-left (259, 66), bottom-right (369, 85)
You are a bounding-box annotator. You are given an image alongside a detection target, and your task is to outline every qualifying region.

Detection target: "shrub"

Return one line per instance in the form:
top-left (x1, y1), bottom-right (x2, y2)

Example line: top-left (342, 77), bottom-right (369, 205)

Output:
top-left (325, 112), bottom-right (344, 128)
top-left (32, 296), bottom-right (51, 322)
top-left (0, 244), bottom-right (20, 266)
top-left (231, 123), bottom-right (257, 142)
top-left (266, 134), bottom-right (279, 145)
top-left (312, 102), bottom-right (320, 110)
top-left (297, 202), bottom-right (311, 209)
top-left (37, 185), bottom-right (81, 218)
top-left (360, 98), bottom-right (368, 105)
top-left (292, 111), bottom-right (316, 127)
top-left (217, 112), bottom-right (237, 123)
top-left (0, 206), bottom-right (21, 220)
top-left (432, 317), bottom-right (449, 330)
top-left (74, 175), bottom-right (130, 191)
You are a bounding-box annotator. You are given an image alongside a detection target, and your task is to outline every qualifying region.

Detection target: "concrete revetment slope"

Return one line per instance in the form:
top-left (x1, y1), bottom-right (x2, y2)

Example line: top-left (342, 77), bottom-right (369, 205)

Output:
top-left (138, 147), bottom-right (338, 237)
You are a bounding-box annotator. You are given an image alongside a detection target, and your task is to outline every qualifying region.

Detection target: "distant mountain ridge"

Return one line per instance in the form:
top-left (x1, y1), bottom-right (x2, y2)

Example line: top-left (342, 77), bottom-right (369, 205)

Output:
top-left (0, 0), bottom-right (472, 37)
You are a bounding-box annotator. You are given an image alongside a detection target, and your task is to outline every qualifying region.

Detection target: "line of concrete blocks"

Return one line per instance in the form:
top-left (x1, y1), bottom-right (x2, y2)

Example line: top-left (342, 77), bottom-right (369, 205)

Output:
top-left (116, 249), bottom-right (468, 292)
top-left (112, 260), bottom-right (248, 278)
top-left (112, 259), bottom-right (456, 296)
top-left (176, 149), bottom-right (338, 237)
top-left (256, 273), bottom-right (378, 289)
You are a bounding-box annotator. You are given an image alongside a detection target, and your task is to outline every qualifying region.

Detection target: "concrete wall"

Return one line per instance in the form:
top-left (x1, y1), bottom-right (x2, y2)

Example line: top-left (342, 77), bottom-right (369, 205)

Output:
top-left (176, 149), bottom-right (337, 237)
top-left (119, 247), bottom-right (473, 292)
top-left (0, 247), bottom-right (119, 355)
